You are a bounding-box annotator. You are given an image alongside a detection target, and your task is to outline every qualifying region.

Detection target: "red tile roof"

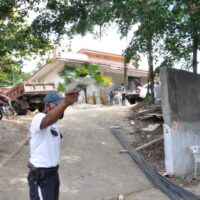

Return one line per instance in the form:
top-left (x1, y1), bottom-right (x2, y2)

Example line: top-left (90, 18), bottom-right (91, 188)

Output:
top-left (57, 57), bottom-right (148, 73)
top-left (78, 49), bottom-right (124, 58)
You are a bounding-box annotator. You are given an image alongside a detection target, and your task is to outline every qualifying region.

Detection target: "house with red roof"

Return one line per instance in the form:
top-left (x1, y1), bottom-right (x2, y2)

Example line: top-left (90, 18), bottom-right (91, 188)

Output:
top-left (29, 49), bottom-right (148, 92)
top-left (28, 49), bottom-right (148, 104)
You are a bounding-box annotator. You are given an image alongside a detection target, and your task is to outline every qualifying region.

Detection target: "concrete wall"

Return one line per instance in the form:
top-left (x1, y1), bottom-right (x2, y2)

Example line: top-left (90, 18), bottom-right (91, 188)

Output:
top-left (37, 62), bottom-right (65, 85)
top-left (101, 69), bottom-right (147, 91)
top-left (161, 68), bottom-right (200, 176)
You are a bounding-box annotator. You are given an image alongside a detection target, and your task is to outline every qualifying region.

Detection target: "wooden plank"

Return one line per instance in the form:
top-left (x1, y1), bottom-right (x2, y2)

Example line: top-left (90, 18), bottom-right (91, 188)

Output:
top-left (135, 137), bottom-right (163, 151)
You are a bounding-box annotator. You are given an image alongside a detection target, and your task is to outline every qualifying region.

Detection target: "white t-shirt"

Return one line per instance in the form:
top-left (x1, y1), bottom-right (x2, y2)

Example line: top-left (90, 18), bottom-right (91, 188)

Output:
top-left (121, 85), bottom-right (126, 94)
top-left (154, 83), bottom-right (161, 99)
top-left (29, 112), bottom-right (61, 168)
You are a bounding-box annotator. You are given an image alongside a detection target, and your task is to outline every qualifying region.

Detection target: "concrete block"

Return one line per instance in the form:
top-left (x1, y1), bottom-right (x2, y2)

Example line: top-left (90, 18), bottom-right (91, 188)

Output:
top-left (161, 68), bottom-right (200, 176)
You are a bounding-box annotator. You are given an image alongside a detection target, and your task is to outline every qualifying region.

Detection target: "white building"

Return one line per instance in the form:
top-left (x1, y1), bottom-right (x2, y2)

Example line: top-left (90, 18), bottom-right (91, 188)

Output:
top-left (28, 49), bottom-right (148, 104)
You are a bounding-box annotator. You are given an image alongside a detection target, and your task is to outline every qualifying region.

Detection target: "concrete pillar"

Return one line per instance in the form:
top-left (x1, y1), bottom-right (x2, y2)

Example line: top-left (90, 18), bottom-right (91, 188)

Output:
top-left (160, 68), bottom-right (200, 176)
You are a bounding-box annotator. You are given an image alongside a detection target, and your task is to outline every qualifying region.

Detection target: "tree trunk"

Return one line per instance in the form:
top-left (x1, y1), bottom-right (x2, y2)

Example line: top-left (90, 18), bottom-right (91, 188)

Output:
top-left (124, 62), bottom-right (128, 85)
top-left (192, 34), bottom-right (198, 74)
top-left (189, 2), bottom-right (198, 74)
top-left (147, 38), bottom-right (154, 103)
top-left (84, 88), bottom-right (88, 104)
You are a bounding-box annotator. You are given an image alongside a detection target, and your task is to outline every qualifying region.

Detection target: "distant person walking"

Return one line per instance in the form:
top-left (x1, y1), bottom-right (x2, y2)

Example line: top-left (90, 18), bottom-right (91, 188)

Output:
top-left (109, 91), bottom-right (115, 105)
top-left (154, 81), bottom-right (161, 103)
top-left (120, 83), bottom-right (126, 106)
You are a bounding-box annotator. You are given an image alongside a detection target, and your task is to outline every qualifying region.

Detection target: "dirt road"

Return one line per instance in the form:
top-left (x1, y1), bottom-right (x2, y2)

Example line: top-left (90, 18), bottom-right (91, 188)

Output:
top-left (0, 105), bottom-right (168, 200)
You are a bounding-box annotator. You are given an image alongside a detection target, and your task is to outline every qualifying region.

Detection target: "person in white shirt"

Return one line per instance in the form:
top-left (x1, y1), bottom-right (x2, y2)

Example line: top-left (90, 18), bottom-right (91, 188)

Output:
top-left (27, 91), bottom-right (78, 200)
top-left (154, 81), bottom-right (161, 103)
top-left (120, 83), bottom-right (126, 105)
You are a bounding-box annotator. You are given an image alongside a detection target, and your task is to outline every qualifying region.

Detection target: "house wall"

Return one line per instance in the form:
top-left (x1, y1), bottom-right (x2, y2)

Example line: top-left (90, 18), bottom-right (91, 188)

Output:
top-left (37, 62), bottom-right (65, 85)
top-left (161, 68), bottom-right (200, 176)
top-left (102, 69), bottom-right (147, 91)
top-left (29, 58), bottom-right (148, 104)
top-left (104, 72), bottom-right (124, 89)
top-left (32, 61), bottom-right (102, 104)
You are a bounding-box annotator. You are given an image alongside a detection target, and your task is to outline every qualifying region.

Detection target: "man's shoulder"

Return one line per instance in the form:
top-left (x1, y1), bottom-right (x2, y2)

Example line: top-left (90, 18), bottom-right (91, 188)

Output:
top-left (32, 112), bottom-right (46, 123)
top-left (30, 112), bottom-right (46, 132)
top-left (34, 112), bottom-right (45, 117)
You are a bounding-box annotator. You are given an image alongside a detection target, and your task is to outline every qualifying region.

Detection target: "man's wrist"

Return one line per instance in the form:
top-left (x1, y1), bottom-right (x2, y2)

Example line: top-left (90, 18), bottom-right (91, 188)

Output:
top-left (62, 99), bottom-right (71, 107)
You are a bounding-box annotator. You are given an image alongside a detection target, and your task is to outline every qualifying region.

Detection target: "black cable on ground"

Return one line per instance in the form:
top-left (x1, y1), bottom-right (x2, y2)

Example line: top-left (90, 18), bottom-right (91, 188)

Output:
top-left (111, 129), bottom-right (200, 200)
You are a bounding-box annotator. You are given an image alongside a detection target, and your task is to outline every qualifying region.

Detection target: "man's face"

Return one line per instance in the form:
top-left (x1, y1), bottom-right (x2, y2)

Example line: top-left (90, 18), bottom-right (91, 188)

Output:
top-left (45, 103), bottom-right (56, 112)
top-left (45, 103), bottom-right (64, 119)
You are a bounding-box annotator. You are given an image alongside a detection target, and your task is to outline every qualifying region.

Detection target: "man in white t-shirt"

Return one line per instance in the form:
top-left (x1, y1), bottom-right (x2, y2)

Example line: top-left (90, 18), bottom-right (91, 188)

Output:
top-left (120, 83), bottom-right (126, 105)
top-left (154, 81), bottom-right (161, 103)
top-left (27, 91), bottom-right (78, 200)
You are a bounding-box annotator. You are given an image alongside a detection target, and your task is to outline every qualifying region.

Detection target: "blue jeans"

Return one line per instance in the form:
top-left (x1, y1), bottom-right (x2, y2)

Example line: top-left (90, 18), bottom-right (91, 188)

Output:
top-left (28, 169), bottom-right (60, 200)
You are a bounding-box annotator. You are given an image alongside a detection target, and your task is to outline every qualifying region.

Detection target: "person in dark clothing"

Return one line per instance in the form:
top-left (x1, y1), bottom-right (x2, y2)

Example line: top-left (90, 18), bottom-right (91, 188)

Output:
top-left (37, 102), bottom-right (45, 112)
top-left (109, 91), bottom-right (115, 105)
top-left (120, 83), bottom-right (126, 106)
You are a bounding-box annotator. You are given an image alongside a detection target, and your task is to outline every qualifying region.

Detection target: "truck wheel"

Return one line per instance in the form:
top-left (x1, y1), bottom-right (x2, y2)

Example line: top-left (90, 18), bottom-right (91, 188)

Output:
top-left (29, 104), bottom-right (37, 112)
top-left (22, 109), bottom-right (27, 115)
top-left (126, 96), bottom-right (136, 104)
top-left (13, 103), bottom-right (23, 115)
top-left (130, 98), bottom-right (136, 104)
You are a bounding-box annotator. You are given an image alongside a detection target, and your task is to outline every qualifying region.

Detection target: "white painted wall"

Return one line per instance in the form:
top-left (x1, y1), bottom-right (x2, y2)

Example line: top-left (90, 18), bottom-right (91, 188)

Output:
top-left (37, 62), bottom-right (65, 85)
top-left (164, 123), bottom-right (200, 176)
top-left (161, 68), bottom-right (200, 176)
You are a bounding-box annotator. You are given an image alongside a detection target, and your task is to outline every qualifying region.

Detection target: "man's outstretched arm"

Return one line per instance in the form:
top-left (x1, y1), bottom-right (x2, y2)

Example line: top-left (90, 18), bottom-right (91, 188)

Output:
top-left (40, 92), bottom-right (78, 129)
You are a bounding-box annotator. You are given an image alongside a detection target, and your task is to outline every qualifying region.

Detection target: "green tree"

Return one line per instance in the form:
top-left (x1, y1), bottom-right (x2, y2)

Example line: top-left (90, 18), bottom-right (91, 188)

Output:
top-left (121, 1), bottom-right (170, 102)
top-left (29, 0), bottom-right (200, 101)
top-left (32, 0), bottom-right (171, 102)
top-left (0, 65), bottom-right (31, 87)
top-left (0, 0), bottom-right (52, 80)
top-left (164, 1), bottom-right (200, 74)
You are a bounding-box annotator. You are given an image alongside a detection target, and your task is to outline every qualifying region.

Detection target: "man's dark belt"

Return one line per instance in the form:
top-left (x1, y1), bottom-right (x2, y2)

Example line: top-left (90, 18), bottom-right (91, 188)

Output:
top-left (28, 163), bottom-right (59, 184)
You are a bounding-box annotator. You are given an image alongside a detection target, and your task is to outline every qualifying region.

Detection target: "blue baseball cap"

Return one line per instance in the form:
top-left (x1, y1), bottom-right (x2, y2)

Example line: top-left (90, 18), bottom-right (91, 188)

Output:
top-left (44, 92), bottom-right (64, 105)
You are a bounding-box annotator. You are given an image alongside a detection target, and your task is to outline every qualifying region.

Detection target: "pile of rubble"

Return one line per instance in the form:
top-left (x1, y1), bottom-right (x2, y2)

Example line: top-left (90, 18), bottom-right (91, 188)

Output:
top-left (129, 104), bottom-right (163, 133)
top-left (128, 104), bottom-right (165, 172)
top-left (128, 103), bottom-right (199, 186)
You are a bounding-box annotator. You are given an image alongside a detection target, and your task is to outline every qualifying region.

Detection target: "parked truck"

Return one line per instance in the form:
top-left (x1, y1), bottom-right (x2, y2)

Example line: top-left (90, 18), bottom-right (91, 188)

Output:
top-left (5, 82), bottom-right (56, 115)
top-left (125, 91), bottom-right (143, 104)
